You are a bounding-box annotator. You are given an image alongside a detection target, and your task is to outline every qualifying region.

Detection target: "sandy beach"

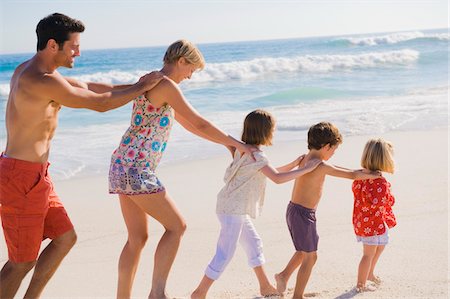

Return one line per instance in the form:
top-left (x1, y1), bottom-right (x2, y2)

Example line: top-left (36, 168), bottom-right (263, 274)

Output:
top-left (1, 128), bottom-right (448, 299)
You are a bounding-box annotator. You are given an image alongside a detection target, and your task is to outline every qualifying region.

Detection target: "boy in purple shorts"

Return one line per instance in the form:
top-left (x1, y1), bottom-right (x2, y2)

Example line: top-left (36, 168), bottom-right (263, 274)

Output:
top-left (274, 122), bottom-right (381, 299)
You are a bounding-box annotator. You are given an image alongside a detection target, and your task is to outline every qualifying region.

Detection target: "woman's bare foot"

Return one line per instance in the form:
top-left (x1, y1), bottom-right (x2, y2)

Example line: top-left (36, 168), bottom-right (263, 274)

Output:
top-left (261, 284), bottom-right (281, 297)
top-left (274, 273), bottom-right (287, 293)
top-left (367, 275), bottom-right (382, 285)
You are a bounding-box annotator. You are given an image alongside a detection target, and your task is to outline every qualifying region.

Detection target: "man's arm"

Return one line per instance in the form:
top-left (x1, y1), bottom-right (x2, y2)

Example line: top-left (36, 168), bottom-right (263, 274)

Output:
top-left (64, 77), bottom-right (132, 92)
top-left (38, 71), bottom-right (163, 112)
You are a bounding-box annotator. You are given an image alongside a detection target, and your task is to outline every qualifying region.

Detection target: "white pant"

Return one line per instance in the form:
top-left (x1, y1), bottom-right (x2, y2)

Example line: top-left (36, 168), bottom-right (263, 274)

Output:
top-left (205, 214), bottom-right (265, 280)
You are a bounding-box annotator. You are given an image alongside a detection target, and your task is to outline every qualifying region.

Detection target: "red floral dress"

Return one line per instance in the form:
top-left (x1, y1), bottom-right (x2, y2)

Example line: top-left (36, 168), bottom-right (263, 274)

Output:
top-left (352, 177), bottom-right (396, 236)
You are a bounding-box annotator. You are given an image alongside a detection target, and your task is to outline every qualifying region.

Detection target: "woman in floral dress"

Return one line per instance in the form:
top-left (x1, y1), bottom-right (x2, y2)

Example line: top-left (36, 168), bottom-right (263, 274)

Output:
top-left (108, 40), bottom-right (256, 299)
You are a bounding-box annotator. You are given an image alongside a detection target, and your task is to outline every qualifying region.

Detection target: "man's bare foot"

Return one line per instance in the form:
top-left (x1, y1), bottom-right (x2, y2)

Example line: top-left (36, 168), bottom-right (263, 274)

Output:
top-left (191, 290), bottom-right (206, 299)
top-left (368, 275), bottom-right (381, 285)
top-left (274, 273), bottom-right (287, 293)
top-left (261, 284), bottom-right (281, 297)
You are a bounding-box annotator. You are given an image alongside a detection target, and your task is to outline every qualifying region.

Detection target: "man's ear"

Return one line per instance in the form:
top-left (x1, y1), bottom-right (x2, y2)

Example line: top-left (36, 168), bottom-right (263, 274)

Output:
top-left (47, 39), bottom-right (59, 53)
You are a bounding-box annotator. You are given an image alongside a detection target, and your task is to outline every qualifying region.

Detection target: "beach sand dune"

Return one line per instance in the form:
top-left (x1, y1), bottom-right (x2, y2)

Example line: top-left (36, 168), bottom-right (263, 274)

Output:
top-left (1, 129), bottom-right (448, 298)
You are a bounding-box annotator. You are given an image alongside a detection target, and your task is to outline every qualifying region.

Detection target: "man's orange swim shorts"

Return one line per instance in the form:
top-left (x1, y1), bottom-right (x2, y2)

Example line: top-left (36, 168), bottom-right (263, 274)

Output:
top-left (0, 155), bottom-right (74, 263)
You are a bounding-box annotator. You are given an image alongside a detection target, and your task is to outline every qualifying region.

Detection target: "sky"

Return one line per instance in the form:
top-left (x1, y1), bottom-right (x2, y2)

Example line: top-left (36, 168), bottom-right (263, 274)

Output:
top-left (0, 0), bottom-right (448, 54)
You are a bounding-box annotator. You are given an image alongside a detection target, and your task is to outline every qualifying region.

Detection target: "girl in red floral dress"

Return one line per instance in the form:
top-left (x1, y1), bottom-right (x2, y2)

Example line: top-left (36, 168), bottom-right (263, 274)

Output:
top-left (352, 138), bottom-right (396, 292)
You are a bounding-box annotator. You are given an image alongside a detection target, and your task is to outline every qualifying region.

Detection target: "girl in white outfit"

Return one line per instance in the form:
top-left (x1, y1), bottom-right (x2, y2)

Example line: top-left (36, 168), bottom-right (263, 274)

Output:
top-left (191, 109), bottom-right (320, 298)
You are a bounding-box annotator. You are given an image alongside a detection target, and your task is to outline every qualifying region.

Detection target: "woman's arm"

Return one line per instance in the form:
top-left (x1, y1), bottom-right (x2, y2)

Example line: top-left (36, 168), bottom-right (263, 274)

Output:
top-left (261, 158), bottom-right (321, 184)
top-left (175, 112), bottom-right (237, 158)
top-left (159, 79), bottom-right (256, 157)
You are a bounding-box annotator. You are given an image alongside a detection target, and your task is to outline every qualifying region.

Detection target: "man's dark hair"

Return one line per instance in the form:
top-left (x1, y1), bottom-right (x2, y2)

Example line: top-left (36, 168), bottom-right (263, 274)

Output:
top-left (36, 13), bottom-right (85, 51)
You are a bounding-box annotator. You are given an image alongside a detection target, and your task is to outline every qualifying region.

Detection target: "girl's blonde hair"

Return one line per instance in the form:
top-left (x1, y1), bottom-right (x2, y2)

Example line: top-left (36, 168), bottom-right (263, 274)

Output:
top-left (163, 39), bottom-right (205, 70)
top-left (241, 109), bottom-right (275, 146)
top-left (361, 138), bottom-right (395, 173)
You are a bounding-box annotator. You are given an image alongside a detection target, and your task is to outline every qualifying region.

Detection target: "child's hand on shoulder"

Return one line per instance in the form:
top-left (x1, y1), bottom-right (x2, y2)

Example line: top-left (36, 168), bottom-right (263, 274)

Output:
top-left (358, 168), bottom-right (382, 178)
top-left (295, 154), bottom-right (306, 166)
top-left (304, 158), bottom-right (322, 172)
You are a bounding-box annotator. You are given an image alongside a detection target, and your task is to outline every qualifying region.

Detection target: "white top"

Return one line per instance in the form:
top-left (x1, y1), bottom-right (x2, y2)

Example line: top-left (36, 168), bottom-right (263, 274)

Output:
top-left (216, 150), bottom-right (269, 218)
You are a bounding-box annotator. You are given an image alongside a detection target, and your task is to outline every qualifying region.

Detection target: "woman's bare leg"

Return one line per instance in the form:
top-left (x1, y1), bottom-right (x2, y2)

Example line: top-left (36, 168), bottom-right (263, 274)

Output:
top-left (117, 194), bottom-right (149, 299)
top-left (129, 191), bottom-right (187, 299)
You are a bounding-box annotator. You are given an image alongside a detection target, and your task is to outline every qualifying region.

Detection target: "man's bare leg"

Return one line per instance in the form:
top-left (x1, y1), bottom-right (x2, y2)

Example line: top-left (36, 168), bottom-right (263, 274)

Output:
top-left (0, 260), bottom-right (36, 298)
top-left (23, 229), bottom-right (77, 298)
top-left (275, 251), bottom-right (303, 293)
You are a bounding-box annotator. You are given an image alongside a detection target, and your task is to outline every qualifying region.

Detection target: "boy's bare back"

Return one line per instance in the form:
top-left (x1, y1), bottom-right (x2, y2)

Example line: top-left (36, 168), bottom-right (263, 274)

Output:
top-left (290, 154), bottom-right (327, 209)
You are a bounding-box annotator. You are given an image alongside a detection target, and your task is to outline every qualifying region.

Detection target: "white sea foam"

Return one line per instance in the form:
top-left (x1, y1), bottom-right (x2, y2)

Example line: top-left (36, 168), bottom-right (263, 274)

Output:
top-left (189, 49), bottom-right (419, 83)
top-left (339, 31), bottom-right (449, 46)
top-left (0, 84), bottom-right (9, 97)
top-left (0, 50), bottom-right (419, 98)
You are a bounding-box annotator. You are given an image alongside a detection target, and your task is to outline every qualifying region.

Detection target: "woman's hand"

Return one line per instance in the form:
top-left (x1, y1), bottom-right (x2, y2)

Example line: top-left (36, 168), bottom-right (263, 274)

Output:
top-left (235, 142), bottom-right (259, 160)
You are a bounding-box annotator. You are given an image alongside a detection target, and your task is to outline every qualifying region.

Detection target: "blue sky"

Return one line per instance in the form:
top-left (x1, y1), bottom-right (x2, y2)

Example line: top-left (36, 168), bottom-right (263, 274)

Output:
top-left (0, 0), bottom-right (448, 54)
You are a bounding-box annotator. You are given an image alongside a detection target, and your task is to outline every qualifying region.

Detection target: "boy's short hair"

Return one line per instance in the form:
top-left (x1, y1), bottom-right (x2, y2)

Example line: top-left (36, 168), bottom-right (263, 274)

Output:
top-left (307, 122), bottom-right (342, 150)
top-left (241, 109), bottom-right (275, 146)
top-left (163, 39), bottom-right (205, 70)
top-left (361, 138), bottom-right (395, 173)
top-left (36, 13), bottom-right (85, 51)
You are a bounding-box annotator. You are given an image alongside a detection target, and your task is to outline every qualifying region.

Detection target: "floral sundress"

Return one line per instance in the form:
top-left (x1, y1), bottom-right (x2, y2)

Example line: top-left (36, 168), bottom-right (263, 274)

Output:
top-left (109, 94), bottom-right (174, 195)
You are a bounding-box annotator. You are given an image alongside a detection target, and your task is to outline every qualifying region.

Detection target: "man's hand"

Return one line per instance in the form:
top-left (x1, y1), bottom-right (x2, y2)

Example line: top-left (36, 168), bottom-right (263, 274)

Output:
top-left (138, 71), bottom-right (165, 91)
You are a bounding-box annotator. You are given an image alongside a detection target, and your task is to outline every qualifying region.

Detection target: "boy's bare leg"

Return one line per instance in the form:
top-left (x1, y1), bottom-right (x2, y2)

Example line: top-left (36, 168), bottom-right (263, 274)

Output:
top-left (367, 245), bottom-right (385, 284)
top-left (24, 229), bottom-right (77, 298)
top-left (357, 244), bottom-right (377, 291)
top-left (293, 251), bottom-right (317, 299)
top-left (191, 275), bottom-right (214, 299)
top-left (253, 265), bottom-right (279, 296)
top-left (275, 251), bottom-right (303, 293)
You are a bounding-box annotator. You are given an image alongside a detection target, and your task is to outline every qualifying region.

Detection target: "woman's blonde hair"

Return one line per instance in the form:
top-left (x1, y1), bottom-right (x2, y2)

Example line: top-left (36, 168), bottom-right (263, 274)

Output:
top-left (163, 39), bottom-right (205, 70)
top-left (241, 109), bottom-right (275, 146)
top-left (361, 138), bottom-right (395, 173)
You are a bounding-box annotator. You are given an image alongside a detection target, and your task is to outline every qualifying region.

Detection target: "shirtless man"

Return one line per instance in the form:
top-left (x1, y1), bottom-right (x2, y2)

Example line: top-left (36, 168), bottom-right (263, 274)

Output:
top-left (274, 122), bottom-right (381, 299)
top-left (0, 13), bottom-right (163, 298)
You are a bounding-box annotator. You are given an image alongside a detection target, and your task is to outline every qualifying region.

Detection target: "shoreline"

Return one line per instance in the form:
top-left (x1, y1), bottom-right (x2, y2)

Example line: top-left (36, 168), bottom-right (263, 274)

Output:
top-left (1, 128), bottom-right (448, 298)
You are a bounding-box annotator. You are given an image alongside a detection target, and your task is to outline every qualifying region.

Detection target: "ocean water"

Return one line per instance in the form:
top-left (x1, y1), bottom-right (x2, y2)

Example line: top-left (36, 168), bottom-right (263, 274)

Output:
top-left (0, 29), bottom-right (448, 180)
